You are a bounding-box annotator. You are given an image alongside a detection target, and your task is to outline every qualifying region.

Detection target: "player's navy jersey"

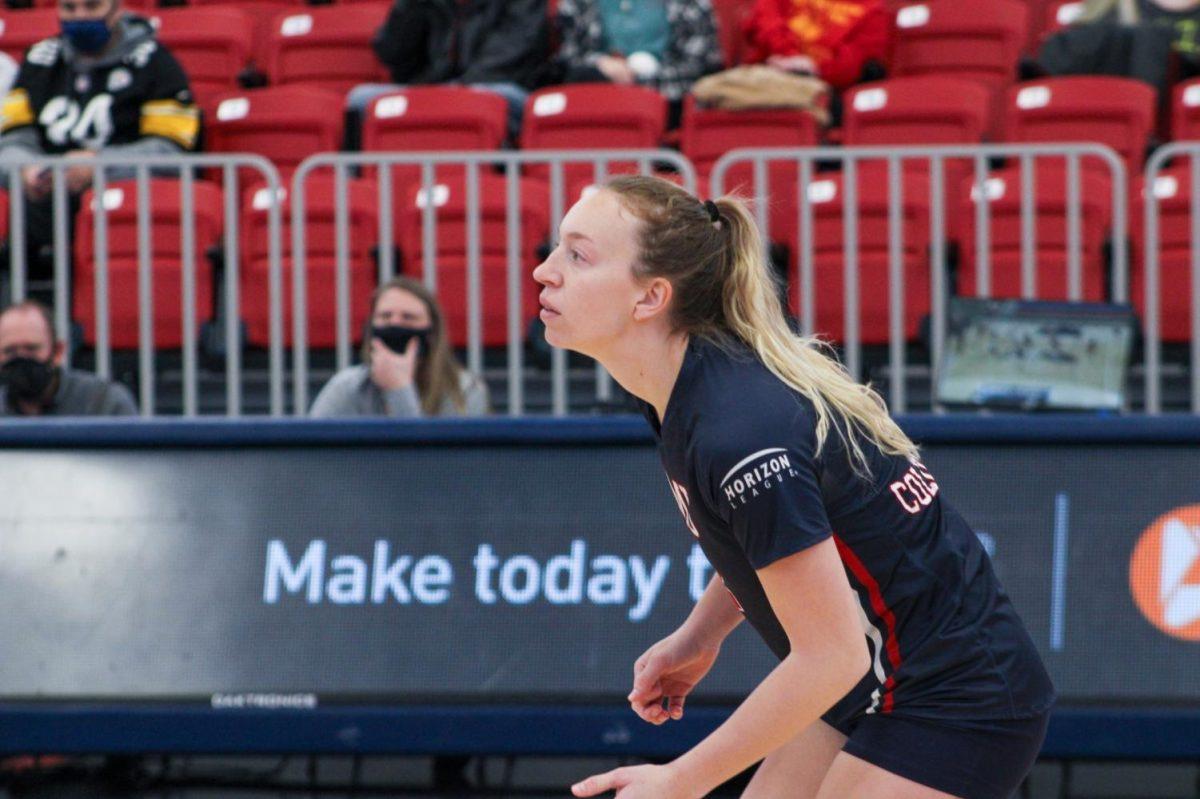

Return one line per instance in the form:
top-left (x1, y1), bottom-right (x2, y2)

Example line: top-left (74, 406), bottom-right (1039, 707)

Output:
top-left (0, 16), bottom-right (198, 153)
top-left (640, 335), bottom-right (1055, 724)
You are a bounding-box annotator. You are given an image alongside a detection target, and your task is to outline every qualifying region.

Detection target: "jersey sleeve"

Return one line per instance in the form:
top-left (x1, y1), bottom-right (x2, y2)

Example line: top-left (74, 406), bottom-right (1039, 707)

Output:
top-left (0, 86), bottom-right (35, 135)
top-left (702, 408), bottom-right (832, 570)
top-left (1, 57), bottom-right (45, 135)
top-left (138, 45), bottom-right (199, 150)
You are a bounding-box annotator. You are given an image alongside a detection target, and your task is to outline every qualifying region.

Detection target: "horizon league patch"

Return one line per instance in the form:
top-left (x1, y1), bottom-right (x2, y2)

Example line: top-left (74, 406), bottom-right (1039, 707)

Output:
top-left (720, 447), bottom-right (799, 508)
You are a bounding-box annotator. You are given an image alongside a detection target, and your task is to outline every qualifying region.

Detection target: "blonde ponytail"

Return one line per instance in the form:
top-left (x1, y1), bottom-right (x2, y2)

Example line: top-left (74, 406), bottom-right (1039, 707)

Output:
top-left (604, 175), bottom-right (918, 474)
top-left (715, 197), bottom-right (918, 473)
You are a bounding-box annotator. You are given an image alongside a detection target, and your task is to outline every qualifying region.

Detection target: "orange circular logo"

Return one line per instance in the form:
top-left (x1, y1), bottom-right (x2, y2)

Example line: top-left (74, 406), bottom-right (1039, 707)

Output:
top-left (1129, 505), bottom-right (1200, 642)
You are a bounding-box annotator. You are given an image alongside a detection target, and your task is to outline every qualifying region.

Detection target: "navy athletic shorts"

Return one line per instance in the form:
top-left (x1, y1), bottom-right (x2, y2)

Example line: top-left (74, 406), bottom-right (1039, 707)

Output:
top-left (831, 710), bottom-right (1050, 799)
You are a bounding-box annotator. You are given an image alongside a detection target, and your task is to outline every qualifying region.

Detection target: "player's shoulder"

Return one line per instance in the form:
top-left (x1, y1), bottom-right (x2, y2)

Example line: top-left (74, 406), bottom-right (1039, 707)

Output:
top-left (690, 394), bottom-right (818, 494)
top-left (123, 39), bottom-right (162, 70)
top-left (23, 37), bottom-right (63, 70)
top-left (697, 394), bottom-right (816, 461)
top-left (681, 394), bottom-right (818, 517)
top-left (688, 334), bottom-right (797, 406)
top-left (112, 16), bottom-right (174, 69)
top-left (688, 335), bottom-right (808, 418)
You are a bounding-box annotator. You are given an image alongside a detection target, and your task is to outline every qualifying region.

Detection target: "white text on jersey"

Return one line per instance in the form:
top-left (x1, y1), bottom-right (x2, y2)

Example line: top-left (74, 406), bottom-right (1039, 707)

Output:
top-left (889, 462), bottom-right (940, 514)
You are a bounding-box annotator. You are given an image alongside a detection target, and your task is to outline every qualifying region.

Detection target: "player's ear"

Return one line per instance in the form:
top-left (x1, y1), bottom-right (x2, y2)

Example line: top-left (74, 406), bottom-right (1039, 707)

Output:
top-left (632, 276), bottom-right (672, 323)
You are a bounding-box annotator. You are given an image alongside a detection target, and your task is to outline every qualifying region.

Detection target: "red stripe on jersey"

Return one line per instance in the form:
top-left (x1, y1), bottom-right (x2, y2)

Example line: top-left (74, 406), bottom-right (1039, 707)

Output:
top-left (833, 534), bottom-right (902, 713)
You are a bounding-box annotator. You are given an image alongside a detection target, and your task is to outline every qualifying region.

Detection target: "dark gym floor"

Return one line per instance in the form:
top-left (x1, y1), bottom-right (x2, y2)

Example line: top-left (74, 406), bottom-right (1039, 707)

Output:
top-left (2, 756), bottom-right (1199, 799)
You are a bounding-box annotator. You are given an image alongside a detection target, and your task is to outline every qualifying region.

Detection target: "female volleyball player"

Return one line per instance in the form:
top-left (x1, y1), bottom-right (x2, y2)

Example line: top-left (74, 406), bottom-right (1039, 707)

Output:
top-left (533, 176), bottom-right (1055, 799)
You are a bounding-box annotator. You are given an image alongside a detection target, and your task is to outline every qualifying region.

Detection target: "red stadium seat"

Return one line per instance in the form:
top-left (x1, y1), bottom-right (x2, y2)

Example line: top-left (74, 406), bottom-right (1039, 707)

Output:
top-left (362, 86), bottom-right (509, 186)
top-left (1041, 0), bottom-right (1084, 41)
top-left (1017, 0), bottom-right (1047, 52)
top-left (679, 94), bottom-right (821, 195)
top-left (229, 2), bottom-right (298, 76)
top-left (958, 162), bottom-right (1111, 302)
top-left (890, 0), bottom-right (1027, 136)
top-left (0, 9), bottom-right (58, 63)
top-left (711, 0), bottom-right (754, 67)
top-left (261, 3), bottom-right (390, 95)
top-left (74, 179), bottom-right (221, 349)
top-left (1131, 169), bottom-right (1197, 342)
top-left (1171, 77), bottom-right (1200, 141)
top-left (203, 86), bottom-right (344, 176)
top-left (395, 173), bottom-right (550, 347)
top-left (150, 6), bottom-right (254, 107)
top-left (520, 84), bottom-right (667, 186)
top-left (770, 170), bottom-right (933, 344)
top-left (31, 0), bottom-right (149, 7)
top-left (1017, 0), bottom-right (1081, 53)
top-left (843, 76), bottom-right (992, 237)
top-left (188, 0), bottom-right (305, 5)
top-left (1004, 77), bottom-right (1156, 174)
top-left (363, 86), bottom-right (508, 152)
top-left (240, 175), bottom-right (379, 348)
top-left (522, 84), bottom-right (666, 150)
top-left (843, 77), bottom-right (991, 146)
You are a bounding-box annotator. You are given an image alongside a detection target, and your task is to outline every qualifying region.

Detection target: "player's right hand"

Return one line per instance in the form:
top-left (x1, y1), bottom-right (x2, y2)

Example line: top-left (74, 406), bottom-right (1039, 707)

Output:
top-left (627, 632), bottom-right (720, 726)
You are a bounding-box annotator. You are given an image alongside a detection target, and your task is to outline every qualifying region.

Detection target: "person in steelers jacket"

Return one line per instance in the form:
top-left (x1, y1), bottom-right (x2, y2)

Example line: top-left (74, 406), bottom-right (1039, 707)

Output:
top-left (0, 0), bottom-right (199, 275)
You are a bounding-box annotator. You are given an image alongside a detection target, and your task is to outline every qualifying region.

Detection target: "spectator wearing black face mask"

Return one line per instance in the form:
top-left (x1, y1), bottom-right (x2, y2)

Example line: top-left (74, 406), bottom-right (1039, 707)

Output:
top-left (0, 300), bottom-right (135, 416)
top-left (309, 276), bottom-right (489, 418)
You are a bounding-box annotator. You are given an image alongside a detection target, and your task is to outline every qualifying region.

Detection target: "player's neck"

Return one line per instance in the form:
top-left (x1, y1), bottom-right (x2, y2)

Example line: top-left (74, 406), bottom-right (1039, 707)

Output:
top-left (599, 330), bottom-right (689, 422)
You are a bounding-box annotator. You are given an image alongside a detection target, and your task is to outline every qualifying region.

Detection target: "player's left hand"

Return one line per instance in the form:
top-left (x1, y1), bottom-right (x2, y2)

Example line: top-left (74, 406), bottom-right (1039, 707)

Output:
top-left (571, 763), bottom-right (692, 798)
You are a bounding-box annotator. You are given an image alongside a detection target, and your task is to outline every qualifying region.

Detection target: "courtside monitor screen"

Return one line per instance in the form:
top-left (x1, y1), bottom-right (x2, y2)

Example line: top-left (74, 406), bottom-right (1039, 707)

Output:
top-left (936, 298), bottom-right (1136, 411)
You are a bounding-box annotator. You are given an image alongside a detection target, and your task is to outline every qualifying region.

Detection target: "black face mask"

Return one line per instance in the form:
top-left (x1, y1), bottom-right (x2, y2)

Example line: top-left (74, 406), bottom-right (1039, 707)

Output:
top-left (0, 357), bottom-right (59, 405)
top-left (372, 325), bottom-right (431, 357)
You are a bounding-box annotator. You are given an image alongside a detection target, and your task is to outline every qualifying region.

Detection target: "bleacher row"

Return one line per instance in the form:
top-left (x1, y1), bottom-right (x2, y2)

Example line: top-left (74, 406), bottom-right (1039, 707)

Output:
top-left (0, 0), bottom-right (1198, 357)
top-left (0, 0), bottom-right (1098, 100)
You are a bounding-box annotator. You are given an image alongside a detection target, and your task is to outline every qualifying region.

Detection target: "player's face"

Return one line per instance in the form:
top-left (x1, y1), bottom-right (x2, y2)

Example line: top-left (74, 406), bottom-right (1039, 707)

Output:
top-left (532, 189), bottom-right (644, 359)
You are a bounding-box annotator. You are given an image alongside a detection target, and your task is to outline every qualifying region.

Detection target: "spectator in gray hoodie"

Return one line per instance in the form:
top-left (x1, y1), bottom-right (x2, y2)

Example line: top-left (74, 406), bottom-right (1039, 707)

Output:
top-left (310, 276), bottom-right (489, 418)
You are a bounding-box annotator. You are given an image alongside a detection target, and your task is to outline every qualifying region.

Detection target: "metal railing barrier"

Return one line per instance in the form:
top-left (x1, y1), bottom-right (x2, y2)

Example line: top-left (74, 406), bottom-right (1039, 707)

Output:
top-left (1141, 143), bottom-right (1200, 414)
top-left (0, 152), bottom-right (283, 417)
top-left (11, 144), bottom-right (1195, 416)
top-left (709, 144), bottom-right (1128, 414)
top-left (290, 150), bottom-right (696, 416)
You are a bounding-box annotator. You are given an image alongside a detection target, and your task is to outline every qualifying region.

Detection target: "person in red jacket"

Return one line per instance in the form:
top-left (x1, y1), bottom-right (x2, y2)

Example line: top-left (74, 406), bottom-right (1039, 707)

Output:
top-left (742, 0), bottom-right (890, 90)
